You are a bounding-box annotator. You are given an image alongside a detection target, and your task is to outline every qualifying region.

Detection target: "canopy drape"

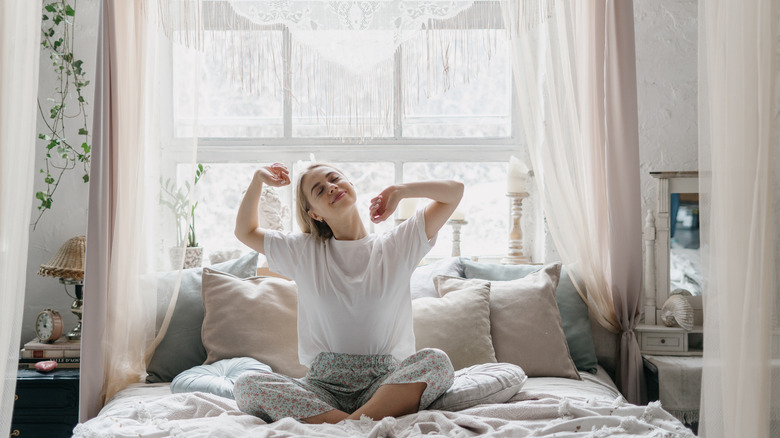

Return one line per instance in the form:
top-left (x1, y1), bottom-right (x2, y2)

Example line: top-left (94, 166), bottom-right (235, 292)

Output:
top-left (698, 0), bottom-right (780, 436)
top-left (0, 0), bottom-right (43, 434)
top-left (503, 0), bottom-right (644, 403)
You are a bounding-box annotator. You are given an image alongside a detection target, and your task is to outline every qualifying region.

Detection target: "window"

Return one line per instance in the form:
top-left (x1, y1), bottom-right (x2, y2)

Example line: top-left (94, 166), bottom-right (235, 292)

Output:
top-left (167, 2), bottom-right (523, 263)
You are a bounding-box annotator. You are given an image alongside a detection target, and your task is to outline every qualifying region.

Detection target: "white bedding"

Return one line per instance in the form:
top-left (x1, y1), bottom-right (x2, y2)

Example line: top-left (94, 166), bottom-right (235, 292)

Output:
top-left (73, 367), bottom-right (694, 438)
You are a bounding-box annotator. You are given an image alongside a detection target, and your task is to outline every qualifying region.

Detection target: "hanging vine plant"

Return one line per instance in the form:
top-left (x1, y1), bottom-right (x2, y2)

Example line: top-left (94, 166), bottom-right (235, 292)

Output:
top-left (33, 0), bottom-right (91, 230)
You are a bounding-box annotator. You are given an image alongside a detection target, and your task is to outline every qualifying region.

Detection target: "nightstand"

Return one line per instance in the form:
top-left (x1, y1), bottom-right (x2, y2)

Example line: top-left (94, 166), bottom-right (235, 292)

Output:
top-left (643, 355), bottom-right (700, 435)
top-left (11, 368), bottom-right (80, 438)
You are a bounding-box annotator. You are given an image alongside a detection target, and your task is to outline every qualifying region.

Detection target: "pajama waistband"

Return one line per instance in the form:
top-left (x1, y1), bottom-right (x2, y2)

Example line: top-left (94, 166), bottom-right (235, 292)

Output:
top-left (311, 352), bottom-right (397, 370)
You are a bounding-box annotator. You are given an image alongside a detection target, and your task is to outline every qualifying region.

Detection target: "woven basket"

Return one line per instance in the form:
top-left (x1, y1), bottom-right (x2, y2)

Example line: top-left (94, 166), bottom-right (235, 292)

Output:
top-left (38, 235), bottom-right (86, 280)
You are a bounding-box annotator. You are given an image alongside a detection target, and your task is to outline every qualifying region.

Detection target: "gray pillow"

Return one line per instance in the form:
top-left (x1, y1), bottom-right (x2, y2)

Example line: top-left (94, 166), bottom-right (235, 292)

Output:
top-left (428, 363), bottom-right (527, 411)
top-left (410, 257), bottom-right (465, 300)
top-left (461, 259), bottom-right (598, 374)
top-left (171, 357), bottom-right (272, 399)
top-left (146, 252), bottom-right (259, 383)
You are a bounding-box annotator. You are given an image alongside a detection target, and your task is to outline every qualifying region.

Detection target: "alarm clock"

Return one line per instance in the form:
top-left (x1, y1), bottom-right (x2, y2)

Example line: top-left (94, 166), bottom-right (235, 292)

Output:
top-left (34, 308), bottom-right (64, 343)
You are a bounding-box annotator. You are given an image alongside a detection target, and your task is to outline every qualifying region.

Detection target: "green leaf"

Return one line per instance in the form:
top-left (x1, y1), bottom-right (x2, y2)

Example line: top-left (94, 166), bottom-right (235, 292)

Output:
top-left (83, 174), bottom-right (89, 183)
top-left (81, 142), bottom-right (90, 153)
top-left (45, 176), bottom-right (55, 184)
top-left (44, 4), bottom-right (56, 13)
top-left (78, 128), bottom-right (88, 135)
top-left (64, 4), bottom-right (75, 16)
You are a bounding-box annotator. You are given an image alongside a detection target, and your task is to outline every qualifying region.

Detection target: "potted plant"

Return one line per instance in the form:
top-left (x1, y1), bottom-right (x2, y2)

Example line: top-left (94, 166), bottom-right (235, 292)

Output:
top-left (161, 163), bottom-right (208, 269)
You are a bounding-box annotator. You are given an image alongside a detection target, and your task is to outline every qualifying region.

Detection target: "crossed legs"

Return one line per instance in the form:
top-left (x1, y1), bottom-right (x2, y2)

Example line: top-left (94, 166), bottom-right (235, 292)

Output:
top-left (303, 382), bottom-right (427, 424)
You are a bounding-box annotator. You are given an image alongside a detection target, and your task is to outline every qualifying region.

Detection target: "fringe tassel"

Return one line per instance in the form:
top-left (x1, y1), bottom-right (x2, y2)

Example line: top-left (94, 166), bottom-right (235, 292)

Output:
top-left (148, 0), bottom-right (556, 139)
top-left (668, 409), bottom-right (700, 426)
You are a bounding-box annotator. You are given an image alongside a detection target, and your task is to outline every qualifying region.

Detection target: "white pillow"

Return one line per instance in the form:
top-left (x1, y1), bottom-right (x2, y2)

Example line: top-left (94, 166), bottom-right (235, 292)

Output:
top-left (428, 363), bottom-right (527, 411)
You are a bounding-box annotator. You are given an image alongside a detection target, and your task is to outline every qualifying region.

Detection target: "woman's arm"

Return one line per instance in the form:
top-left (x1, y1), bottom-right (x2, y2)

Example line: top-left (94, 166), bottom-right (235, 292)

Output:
top-left (370, 180), bottom-right (464, 240)
top-left (235, 163), bottom-right (290, 254)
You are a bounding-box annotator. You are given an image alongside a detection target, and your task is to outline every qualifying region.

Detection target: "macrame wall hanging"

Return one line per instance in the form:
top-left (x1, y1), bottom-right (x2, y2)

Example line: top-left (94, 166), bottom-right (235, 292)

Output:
top-left (154, 0), bottom-right (551, 138)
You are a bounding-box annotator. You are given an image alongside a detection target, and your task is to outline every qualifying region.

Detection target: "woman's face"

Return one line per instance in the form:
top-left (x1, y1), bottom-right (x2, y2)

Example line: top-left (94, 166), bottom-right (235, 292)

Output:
top-left (301, 166), bottom-right (357, 223)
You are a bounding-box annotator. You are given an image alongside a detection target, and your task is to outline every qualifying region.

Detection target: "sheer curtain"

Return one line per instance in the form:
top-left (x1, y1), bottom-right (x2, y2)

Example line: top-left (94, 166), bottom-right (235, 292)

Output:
top-left (503, 0), bottom-right (644, 403)
top-left (698, 1), bottom-right (780, 436)
top-left (0, 0), bottom-right (43, 434)
top-left (80, 0), bottom-right (199, 420)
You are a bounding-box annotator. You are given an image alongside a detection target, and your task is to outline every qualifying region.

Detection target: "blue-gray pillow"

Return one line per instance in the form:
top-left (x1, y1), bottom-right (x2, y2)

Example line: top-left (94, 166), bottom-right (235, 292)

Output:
top-left (461, 259), bottom-right (598, 374)
top-left (146, 251), bottom-right (259, 383)
top-left (410, 257), bottom-right (465, 300)
top-left (171, 357), bottom-right (272, 399)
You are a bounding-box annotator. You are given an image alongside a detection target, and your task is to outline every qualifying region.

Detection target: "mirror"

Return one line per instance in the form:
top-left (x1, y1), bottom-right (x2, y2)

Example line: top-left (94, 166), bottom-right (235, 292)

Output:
top-left (669, 193), bottom-right (701, 296)
top-left (644, 171), bottom-right (703, 327)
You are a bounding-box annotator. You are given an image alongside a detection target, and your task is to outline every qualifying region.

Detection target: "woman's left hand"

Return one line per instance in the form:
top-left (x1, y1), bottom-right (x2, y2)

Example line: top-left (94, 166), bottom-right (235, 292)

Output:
top-left (370, 185), bottom-right (403, 223)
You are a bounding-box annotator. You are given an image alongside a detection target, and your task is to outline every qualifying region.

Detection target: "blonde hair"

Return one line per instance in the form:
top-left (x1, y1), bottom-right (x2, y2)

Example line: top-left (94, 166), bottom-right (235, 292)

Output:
top-left (295, 163), bottom-right (345, 241)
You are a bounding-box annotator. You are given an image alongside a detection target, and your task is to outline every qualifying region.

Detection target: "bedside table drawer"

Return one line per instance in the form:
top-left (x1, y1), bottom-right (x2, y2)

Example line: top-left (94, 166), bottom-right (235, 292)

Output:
top-left (14, 380), bottom-right (78, 410)
top-left (641, 332), bottom-right (685, 352)
top-left (10, 420), bottom-right (76, 438)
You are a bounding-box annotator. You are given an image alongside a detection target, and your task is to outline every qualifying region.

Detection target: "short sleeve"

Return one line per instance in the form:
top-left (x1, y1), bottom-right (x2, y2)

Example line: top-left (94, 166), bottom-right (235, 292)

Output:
top-left (385, 207), bottom-right (437, 272)
top-left (263, 230), bottom-right (312, 279)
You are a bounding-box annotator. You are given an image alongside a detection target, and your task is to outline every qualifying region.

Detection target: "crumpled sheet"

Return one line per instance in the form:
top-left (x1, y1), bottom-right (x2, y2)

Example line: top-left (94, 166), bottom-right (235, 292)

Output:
top-left (73, 390), bottom-right (695, 438)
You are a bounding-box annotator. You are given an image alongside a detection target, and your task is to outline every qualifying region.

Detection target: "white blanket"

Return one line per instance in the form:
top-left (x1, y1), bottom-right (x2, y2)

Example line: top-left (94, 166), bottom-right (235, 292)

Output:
top-left (73, 373), bottom-right (695, 438)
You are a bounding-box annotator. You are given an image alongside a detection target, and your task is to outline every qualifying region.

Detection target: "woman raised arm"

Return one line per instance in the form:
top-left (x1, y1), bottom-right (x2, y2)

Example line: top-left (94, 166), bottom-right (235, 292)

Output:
top-left (234, 163), bottom-right (290, 254)
top-left (369, 180), bottom-right (464, 240)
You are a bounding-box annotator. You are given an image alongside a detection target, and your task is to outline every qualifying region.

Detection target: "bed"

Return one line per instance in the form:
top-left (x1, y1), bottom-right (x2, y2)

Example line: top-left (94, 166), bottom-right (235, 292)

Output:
top-left (73, 254), bottom-right (695, 437)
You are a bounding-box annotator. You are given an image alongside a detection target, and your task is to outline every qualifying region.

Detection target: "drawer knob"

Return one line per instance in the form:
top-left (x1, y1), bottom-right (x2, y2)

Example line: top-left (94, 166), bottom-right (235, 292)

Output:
top-left (14, 394), bottom-right (17, 401)
top-left (661, 339), bottom-right (666, 344)
top-left (11, 429), bottom-right (20, 436)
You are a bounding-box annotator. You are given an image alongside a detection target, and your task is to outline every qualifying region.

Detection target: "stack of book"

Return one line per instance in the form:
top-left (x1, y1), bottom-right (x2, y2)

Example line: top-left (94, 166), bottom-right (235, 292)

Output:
top-left (19, 338), bottom-right (80, 369)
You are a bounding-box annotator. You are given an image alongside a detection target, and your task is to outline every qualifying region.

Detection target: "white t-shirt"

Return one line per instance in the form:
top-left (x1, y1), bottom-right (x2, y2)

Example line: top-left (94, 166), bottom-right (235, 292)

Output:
top-left (264, 208), bottom-right (436, 366)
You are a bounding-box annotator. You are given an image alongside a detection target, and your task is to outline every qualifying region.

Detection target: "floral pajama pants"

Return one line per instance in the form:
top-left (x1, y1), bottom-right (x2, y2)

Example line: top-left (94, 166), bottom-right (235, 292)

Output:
top-left (234, 348), bottom-right (454, 422)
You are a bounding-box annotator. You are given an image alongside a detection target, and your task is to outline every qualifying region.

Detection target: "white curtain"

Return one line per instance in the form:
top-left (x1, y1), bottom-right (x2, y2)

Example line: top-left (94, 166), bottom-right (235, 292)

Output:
top-left (0, 0), bottom-right (43, 435)
top-left (698, 1), bottom-right (780, 436)
top-left (503, 0), bottom-right (644, 403)
top-left (81, 0), bottom-right (199, 420)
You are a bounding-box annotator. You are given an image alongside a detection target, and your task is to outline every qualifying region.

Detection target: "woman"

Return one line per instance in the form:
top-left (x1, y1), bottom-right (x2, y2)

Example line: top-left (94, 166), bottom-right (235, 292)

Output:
top-left (233, 162), bottom-right (462, 424)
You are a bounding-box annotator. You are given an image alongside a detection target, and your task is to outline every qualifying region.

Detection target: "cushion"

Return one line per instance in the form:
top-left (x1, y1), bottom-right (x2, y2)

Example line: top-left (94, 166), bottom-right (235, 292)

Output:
top-left (146, 251), bottom-right (259, 383)
top-left (461, 259), bottom-right (598, 374)
top-left (171, 357), bottom-right (272, 399)
top-left (412, 277), bottom-right (496, 370)
top-left (410, 257), bottom-right (465, 300)
top-left (436, 263), bottom-right (581, 379)
top-left (200, 268), bottom-right (308, 378)
top-left (428, 362), bottom-right (527, 411)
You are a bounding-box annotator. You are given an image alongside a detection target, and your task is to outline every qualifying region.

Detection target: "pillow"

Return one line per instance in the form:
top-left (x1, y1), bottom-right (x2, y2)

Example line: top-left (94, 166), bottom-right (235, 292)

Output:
top-left (436, 263), bottom-right (581, 379)
top-left (146, 251), bottom-right (259, 383)
top-left (410, 257), bottom-right (465, 300)
top-left (412, 277), bottom-right (496, 370)
top-left (428, 362), bottom-right (527, 411)
top-left (200, 268), bottom-right (308, 378)
top-left (171, 357), bottom-right (272, 399)
top-left (461, 259), bottom-right (598, 374)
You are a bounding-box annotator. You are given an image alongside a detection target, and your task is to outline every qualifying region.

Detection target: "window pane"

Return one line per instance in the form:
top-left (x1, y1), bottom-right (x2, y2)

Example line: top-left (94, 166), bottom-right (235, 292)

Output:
top-left (404, 162), bottom-right (508, 258)
top-left (403, 32), bottom-right (511, 138)
top-left (174, 31), bottom-right (284, 138)
top-left (193, 163), bottom-right (294, 265)
top-left (292, 162), bottom-right (395, 235)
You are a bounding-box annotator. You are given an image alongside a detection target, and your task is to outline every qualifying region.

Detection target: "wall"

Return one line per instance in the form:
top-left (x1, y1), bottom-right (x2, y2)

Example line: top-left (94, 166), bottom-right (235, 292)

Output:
top-left (22, 0), bottom-right (99, 346)
top-left (20, 0), bottom-right (700, 346)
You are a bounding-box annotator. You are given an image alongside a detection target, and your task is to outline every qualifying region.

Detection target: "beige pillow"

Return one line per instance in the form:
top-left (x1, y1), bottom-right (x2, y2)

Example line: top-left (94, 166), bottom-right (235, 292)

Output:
top-left (200, 268), bottom-right (308, 378)
top-left (412, 278), bottom-right (496, 370)
top-left (435, 263), bottom-right (580, 380)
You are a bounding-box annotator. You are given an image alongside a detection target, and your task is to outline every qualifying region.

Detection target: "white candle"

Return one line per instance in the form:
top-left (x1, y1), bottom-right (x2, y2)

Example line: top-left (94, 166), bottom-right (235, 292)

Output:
top-left (398, 198), bottom-right (417, 220)
top-left (450, 210), bottom-right (466, 221)
top-left (507, 156), bottom-right (530, 193)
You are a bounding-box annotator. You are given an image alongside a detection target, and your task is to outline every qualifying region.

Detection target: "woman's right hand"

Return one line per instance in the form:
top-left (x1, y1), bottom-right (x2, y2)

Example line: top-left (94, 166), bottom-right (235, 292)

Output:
top-left (255, 163), bottom-right (290, 187)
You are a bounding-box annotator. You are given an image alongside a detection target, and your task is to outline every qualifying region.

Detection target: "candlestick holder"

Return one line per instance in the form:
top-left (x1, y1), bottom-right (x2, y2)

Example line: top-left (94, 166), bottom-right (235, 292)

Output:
top-left (501, 192), bottom-right (531, 265)
top-left (447, 219), bottom-right (468, 257)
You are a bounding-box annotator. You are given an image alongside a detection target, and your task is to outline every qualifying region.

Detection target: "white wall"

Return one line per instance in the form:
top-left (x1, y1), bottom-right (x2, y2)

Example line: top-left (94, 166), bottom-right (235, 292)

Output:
top-left (20, 0), bottom-right (700, 346)
top-left (22, 0), bottom-right (99, 346)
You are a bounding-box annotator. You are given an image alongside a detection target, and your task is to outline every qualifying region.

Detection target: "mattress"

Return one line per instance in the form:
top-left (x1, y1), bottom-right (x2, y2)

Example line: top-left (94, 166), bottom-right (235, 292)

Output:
top-left (73, 366), bottom-right (694, 437)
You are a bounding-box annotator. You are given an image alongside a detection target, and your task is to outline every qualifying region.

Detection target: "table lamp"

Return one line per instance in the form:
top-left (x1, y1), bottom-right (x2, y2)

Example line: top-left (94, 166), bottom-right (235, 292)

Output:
top-left (38, 235), bottom-right (85, 341)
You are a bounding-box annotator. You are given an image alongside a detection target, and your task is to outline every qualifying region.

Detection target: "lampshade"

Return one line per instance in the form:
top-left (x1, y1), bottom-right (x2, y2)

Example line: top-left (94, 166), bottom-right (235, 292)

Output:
top-left (38, 235), bottom-right (86, 280)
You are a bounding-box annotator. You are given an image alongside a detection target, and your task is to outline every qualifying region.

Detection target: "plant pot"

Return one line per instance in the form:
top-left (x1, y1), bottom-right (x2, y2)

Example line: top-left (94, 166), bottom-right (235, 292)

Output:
top-left (169, 246), bottom-right (203, 270)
